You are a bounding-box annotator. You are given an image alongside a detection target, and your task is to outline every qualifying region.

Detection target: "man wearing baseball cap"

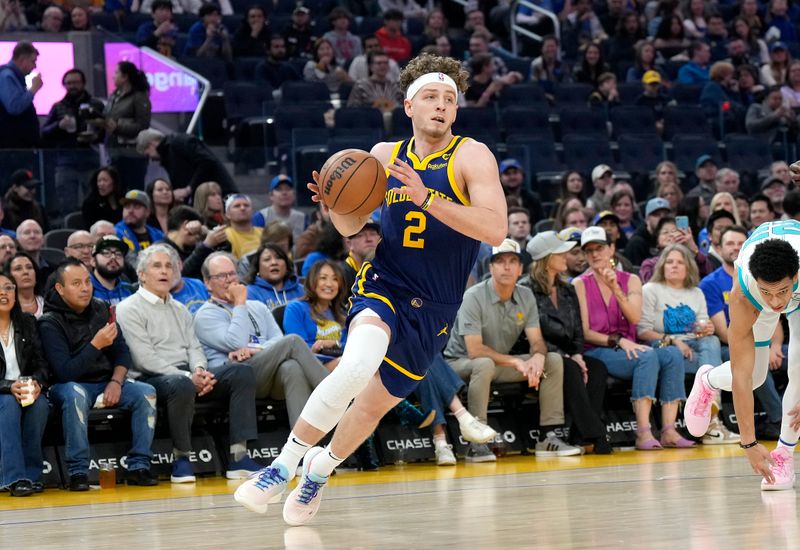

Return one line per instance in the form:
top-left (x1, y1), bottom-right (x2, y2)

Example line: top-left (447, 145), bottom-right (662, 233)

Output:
top-left (761, 175), bottom-right (788, 217)
top-left (499, 159), bottom-right (544, 227)
top-left (445, 238), bottom-right (580, 461)
top-left (624, 197), bottom-right (671, 266)
top-left (558, 227), bottom-right (588, 279)
top-left (587, 164), bottom-right (614, 213)
top-left (90, 235), bottom-right (135, 305)
top-left (253, 175), bottom-right (306, 242)
top-left (3, 168), bottom-right (48, 232)
top-left (115, 190), bottom-right (165, 255)
top-left (686, 154), bottom-right (718, 204)
top-left (635, 70), bottom-right (669, 125)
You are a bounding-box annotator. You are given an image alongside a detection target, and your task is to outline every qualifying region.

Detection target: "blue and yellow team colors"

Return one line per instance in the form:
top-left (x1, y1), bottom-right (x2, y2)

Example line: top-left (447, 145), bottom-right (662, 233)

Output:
top-left (348, 136), bottom-right (480, 398)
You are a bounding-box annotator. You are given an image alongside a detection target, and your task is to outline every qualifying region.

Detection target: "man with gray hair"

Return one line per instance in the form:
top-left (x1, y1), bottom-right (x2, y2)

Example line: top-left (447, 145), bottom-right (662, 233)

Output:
top-left (714, 167), bottom-right (740, 195)
top-left (136, 128), bottom-right (238, 200)
top-left (117, 243), bottom-right (261, 483)
top-left (90, 220), bottom-right (116, 239)
top-left (194, 251), bottom-right (329, 430)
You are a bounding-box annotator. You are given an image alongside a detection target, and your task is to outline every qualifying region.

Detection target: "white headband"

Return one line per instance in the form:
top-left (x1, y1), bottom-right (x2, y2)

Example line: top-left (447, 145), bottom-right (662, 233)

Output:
top-left (405, 72), bottom-right (458, 100)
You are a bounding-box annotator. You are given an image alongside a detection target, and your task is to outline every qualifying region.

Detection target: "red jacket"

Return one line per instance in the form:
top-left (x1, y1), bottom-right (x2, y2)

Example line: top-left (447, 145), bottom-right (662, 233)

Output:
top-left (375, 26), bottom-right (411, 62)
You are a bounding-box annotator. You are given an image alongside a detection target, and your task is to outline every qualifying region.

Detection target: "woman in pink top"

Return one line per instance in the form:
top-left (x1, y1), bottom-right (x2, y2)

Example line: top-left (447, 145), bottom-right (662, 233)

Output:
top-left (573, 227), bottom-right (694, 451)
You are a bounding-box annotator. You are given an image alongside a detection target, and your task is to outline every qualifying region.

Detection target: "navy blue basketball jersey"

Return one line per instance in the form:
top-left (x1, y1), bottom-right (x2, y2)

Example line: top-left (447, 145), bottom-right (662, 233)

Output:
top-left (371, 135), bottom-right (480, 305)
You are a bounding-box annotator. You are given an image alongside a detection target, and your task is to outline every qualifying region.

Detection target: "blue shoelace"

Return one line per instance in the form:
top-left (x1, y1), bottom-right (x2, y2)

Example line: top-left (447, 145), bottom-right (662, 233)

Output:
top-left (296, 477), bottom-right (324, 505)
top-left (254, 467), bottom-right (285, 491)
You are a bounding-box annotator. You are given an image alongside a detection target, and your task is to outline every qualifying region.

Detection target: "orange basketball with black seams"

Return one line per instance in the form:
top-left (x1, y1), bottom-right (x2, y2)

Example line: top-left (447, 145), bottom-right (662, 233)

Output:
top-left (318, 149), bottom-right (387, 216)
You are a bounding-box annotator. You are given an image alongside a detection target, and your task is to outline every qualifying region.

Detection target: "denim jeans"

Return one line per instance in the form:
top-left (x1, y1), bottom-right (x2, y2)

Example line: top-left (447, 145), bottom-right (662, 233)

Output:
top-left (0, 393), bottom-right (49, 487)
top-left (49, 381), bottom-right (157, 476)
top-left (585, 346), bottom-right (686, 402)
top-left (681, 336), bottom-right (723, 374)
top-left (142, 363), bottom-right (257, 453)
top-left (416, 354), bottom-right (465, 428)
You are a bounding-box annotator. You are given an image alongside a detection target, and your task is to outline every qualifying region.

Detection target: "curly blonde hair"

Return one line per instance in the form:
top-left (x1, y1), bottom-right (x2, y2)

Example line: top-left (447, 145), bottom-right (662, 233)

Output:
top-left (399, 53), bottom-right (470, 95)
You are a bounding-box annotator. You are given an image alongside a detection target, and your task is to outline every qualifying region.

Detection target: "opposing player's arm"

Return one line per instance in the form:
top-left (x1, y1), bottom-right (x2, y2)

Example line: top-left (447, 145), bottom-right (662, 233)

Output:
top-left (728, 277), bottom-right (759, 444)
top-left (387, 139), bottom-right (507, 246)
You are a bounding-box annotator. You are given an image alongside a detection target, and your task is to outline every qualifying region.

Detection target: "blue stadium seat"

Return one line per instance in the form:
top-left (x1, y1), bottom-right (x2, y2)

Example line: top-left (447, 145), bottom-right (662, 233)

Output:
top-left (671, 84), bottom-right (703, 105)
top-left (671, 135), bottom-right (721, 173)
top-left (280, 80), bottom-right (331, 106)
top-left (452, 107), bottom-right (501, 142)
top-left (232, 57), bottom-right (264, 81)
top-left (223, 82), bottom-right (273, 125)
top-left (562, 134), bottom-right (614, 173)
top-left (505, 135), bottom-right (562, 176)
top-left (177, 57), bottom-right (231, 89)
top-left (558, 108), bottom-right (607, 137)
top-left (274, 105), bottom-right (327, 148)
top-left (618, 134), bottom-right (664, 174)
top-left (610, 105), bottom-right (658, 137)
top-left (334, 108), bottom-right (385, 137)
top-left (553, 83), bottom-right (593, 105)
top-left (618, 82), bottom-right (643, 104)
top-left (501, 106), bottom-right (552, 140)
top-left (663, 105), bottom-right (712, 139)
top-left (91, 12), bottom-right (121, 32)
top-left (497, 83), bottom-right (548, 107)
top-left (723, 133), bottom-right (773, 175)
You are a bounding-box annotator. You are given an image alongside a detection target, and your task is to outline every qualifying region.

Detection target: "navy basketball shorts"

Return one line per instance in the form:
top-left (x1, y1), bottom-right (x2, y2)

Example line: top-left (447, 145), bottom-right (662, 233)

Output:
top-left (348, 263), bottom-right (460, 398)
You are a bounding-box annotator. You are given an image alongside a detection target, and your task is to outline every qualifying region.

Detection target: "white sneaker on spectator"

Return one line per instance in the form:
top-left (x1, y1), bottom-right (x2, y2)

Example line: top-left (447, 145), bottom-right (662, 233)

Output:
top-left (535, 432), bottom-right (583, 457)
top-left (702, 416), bottom-right (740, 445)
top-left (435, 443), bottom-right (456, 466)
top-left (762, 447), bottom-right (796, 491)
top-left (465, 443), bottom-right (496, 462)
top-left (460, 417), bottom-right (498, 444)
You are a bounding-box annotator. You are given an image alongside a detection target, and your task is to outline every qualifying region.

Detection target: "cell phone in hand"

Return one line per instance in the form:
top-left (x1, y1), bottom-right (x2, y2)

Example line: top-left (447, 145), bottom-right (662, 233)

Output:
top-left (676, 216), bottom-right (689, 230)
top-left (108, 305), bottom-right (116, 324)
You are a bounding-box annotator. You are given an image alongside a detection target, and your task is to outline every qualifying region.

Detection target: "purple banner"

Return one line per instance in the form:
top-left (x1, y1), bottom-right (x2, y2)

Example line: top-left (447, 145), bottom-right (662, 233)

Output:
top-left (104, 42), bottom-right (201, 113)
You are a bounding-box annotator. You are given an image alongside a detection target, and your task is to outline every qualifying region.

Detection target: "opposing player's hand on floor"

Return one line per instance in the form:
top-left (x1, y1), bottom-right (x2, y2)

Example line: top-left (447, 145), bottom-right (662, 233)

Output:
top-left (388, 159), bottom-right (428, 206)
top-left (306, 170), bottom-right (322, 203)
top-left (745, 444), bottom-right (776, 484)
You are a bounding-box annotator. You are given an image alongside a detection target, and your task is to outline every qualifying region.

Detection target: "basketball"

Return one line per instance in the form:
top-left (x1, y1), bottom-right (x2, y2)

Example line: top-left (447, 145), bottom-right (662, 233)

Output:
top-left (317, 149), bottom-right (387, 216)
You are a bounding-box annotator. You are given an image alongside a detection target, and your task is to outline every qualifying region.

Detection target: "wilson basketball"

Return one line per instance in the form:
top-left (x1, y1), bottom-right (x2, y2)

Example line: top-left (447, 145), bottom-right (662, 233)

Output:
top-left (317, 149), bottom-right (387, 216)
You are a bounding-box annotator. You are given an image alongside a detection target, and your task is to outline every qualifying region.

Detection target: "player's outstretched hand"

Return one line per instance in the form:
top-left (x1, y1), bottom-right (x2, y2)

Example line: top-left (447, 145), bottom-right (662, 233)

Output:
top-left (388, 158), bottom-right (428, 206)
top-left (790, 161), bottom-right (800, 186)
top-left (745, 444), bottom-right (776, 484)
top-left (307, 170), bottom-right (322, 203)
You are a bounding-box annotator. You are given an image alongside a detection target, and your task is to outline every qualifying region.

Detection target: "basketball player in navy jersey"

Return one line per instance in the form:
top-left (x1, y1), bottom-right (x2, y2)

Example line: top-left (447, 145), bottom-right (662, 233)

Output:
top-left (234, 54), bottom-right (508, 525)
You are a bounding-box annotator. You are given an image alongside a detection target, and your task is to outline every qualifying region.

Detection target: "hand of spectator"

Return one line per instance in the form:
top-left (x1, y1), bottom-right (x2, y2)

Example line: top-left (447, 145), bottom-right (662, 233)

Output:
top-left (311, 339), bottom-right (339, 353)
top-left (228, 347), bottom-right (256, 362)
top-left (173, 185), bottom-right (192, 203)
top-left (769, 344), bottom-right (785, 371)
top-left (10, 380), bottom-right (27, 404)
top-left (103, 380), bottom-right (122, 407)
top-left (674, 339), bottom-right (693, 360)
top-left (318, 54), bottom-right (333, 70)
top-left (58, 115), bottom-right (73, 130)
top-left (526, 353), bottom-right (545, 389)
top-left (105, 119), bottom-right (118, 134)
top-left (91, 322), bottom-right (118, 350)
top-left (29, 379), bottom-right (41, 401)
top-left (204, 225), bottom-right (228, 248)
top-left (334, 66), bottom-right (349, 81)
top-left (155, 20), bottom-right (175, 37)
top-left (192, 369), bottom-right (216, 396)
top-left (695, 320), bottom-right (714, 337)
top-left (206, 23), bottom-right (218, 38)
top-left (790, 161), bottom-right (800, 186)
top-left (29, 73), bottom-right (42, 94)
top-left (745, 443), bottom-right (776, 484)
top-left (595, 266), bottom-right (619, 292)
top-left (674, 228), bottom-right (698, 254)
top-left (228, 282), bottom-right (248, 306)
top-left (572, 354), bottom-right (588, 384)
top-left (619, 338), bottom-right (649, 360)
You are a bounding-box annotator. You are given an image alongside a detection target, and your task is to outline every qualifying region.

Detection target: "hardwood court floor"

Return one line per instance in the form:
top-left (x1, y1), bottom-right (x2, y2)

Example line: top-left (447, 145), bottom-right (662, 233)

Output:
top-left (1, 445), bottom-right (797, 549)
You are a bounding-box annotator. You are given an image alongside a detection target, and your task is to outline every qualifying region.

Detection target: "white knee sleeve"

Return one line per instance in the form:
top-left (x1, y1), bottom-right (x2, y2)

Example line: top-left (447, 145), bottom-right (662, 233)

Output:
top-left (707, 348), bottom-right (771, 392)
top-left (300, 320), bottom-right (390, 432)
top-left (780, 314), bottom-right (800, 444)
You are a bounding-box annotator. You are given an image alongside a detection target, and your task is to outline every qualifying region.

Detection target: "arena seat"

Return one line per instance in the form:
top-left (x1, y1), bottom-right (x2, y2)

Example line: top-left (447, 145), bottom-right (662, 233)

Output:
top-left (558, 108), bottom-right (607, 137)
top-left (610, 105), bottom-right (658, 137)
top-left (562, 134), bottom-right (614, 173)
top-left (671, 135), bottom-right (722, 173)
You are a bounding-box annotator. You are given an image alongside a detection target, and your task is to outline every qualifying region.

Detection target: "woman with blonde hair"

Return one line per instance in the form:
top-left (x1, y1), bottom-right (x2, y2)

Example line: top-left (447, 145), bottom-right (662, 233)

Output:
top-left (656, 181), bottom-right (683, 214)
top-left (193, 181), bottom-right (225, 229)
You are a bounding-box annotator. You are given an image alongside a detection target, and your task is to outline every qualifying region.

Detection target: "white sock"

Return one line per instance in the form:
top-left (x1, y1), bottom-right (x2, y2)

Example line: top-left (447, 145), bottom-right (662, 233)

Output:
top-left (454, 407), bottom-right (472, 425)
top-left (274, 431), bottom-right (311, 480)
top-left (309, 444), bottom-right (344, 479)
top-left (433, 433), bottom-right (447, 446)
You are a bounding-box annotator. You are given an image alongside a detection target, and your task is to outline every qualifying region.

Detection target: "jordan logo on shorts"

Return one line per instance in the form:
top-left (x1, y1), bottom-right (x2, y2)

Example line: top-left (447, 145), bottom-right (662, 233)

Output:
top-left (437, 323), bottom-right (448, 337)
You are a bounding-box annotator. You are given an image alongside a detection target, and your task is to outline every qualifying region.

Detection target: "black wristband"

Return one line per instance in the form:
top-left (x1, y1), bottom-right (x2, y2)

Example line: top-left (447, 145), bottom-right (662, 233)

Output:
top-left (109, 379), bottom-right (123, 387)
top-left (739, 440), bottom-right (758, 449)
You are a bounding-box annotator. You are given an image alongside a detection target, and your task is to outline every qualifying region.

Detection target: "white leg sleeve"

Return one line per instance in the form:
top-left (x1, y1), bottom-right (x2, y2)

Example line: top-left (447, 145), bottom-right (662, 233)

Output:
top-left (706, 348), bottom-right (771, 391)
top-left (299, 311), bottom-right (390, 433)
top-left (780, 313), bottom-right (800, 445)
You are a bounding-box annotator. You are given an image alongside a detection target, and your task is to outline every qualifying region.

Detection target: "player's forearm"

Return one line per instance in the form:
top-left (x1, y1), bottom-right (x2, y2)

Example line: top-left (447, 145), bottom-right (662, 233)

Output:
top-left (426, 197), bottom-right (506, 246)
top-left (731, 344), bottom-right (757, 442)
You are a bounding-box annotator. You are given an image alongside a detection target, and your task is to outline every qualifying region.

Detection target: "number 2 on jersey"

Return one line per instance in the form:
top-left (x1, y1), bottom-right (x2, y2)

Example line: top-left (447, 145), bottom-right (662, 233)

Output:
top-left (403, 211), bottom-right (426, 249)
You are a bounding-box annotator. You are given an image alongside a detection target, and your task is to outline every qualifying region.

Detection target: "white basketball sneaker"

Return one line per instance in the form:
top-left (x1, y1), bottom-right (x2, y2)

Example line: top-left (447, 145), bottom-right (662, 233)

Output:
top-left (684, 365), bottom-right (719, 438)
top-left (283, 447), bottom-right (328, 526)
top-left (233, 462), bottom-right (289, 514)
top-left (761, 447), bottom-right (796, 491)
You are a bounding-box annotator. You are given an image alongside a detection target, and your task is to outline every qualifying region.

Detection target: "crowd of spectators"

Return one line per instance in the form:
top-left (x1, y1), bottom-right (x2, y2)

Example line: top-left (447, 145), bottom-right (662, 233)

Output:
top-left (5, 0), bottom-right (800, 495)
